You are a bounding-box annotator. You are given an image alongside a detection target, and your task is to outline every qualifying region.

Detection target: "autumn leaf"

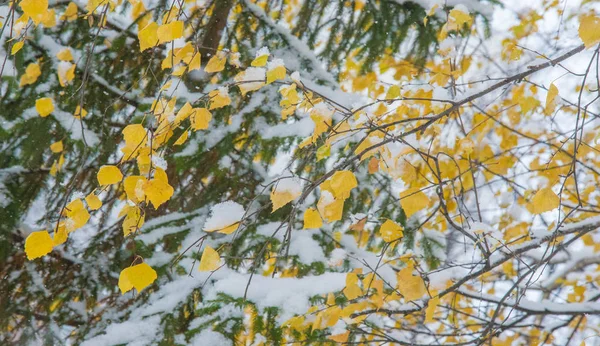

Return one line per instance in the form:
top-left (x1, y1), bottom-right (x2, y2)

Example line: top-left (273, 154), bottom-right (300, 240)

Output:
top-left (266, 65), bottom-right (286, 84)
top-left (198, 246), bottom-right (221, 271)
top-left (303, 208), bottom-right (322, 229)
top-left (397, 264), bottom-right (426, 302)
top-left (527, 187), bottom-right (559, 214)
top-left (209, 88), bottom-right (231, 110)
top-left (144, 168), bottom-right (174, 209)
top-left (65, 199), bottom-right (90, 232)
top-left (379, 219), bottom-right (403, 242)
top-left (20, 0), bottom-right (48, 25)
top-left (157, 20), bottom-right (183, 44)
top-left (138, 21), bottom-right (158, 51)
top-left (205, 52), bottom-right (227, 73)
top-left (343, 272), bottom-right (363, 300)
top-left (57, 48), bottom-right (74, 61)
top-left (20, 62), bottom-right (41, 86)
top-left (11, 41), bottom-right (24, 55)
top-left (270, 180), bottom-right (302, 212)
top-left (425, 296), bottom-right (440, 323)
top-left (35, 98), bottom-right (54, 117)
top-left (121, 205), bottom-right (144, 236)
top-left (400, 187), bottom-right (430, 218)
top-left (24, 230), bottom-right (53, 260)
top-left (544, 83), bottom-right (559, 116)
top-left (53, 225), bottom-right (68, 246)
top-left (85, 193), bottom-right (102, 210)
top-left (191, 108), bottom-right (212, 131)
top-left (50, 140), bottom-right (63, 153)
top-left (579, 14), bottom-right (600, 48)
top-left (97, 165), bottom-right (123, 185)
top-left (118, 262), bottom-right (157, 294)
top-left (329, 170), bottom-right (358, 199)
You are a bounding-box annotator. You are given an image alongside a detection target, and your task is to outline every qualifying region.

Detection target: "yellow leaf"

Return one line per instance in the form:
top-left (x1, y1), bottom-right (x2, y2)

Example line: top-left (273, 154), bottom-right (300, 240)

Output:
top-left (61, 2), bottom-right (78, 21)
top-left (198, 246), bottom-right (221, 271)
top-left (65, 199), bottom-right (90, 232)
top-left (270, 183), bottom-right (301, 212)
top-left (400, 187), bottom-right (430, 218)
top-left (121, 124), bottom-right (147, 158)
top-left (317, 195), bottom-right (345, 223)
top-left (397, 264), bottom-right (426, 302)
top-left (171, 65), bottom-right (186, 76)
top-left (144, 171), bottom-right (174, 209)
top-left (73, 106), bottom-right (88, 119)
top-left (35, 97), bottom-right (54, 117)
top-left (20, 0), bottom-right (48, 25)
top-left (11, 41), bottom-right (24, 55)
top-left (57, 48), bottom-right (73, 61)
top-left (20, 62), bottom-right (41, 86)
top-left (343, 273), bottom-right (363, 300)
top-left (328, 331), bottom-right (350, 343)
top-left (251, 54), bottom-right (269, 67)
top-left (191, 108), bottom-right (212, 130)
top-left (209, 88), bottom-right (231, 110)
top-left (188, 52), bottom-right (201, 71)
top-left (449, 8), bottom-right (471, 27)
top-left (52, 225), bottom-right (68, 246)
top-left (329, 170), bottom-right (357, 199)
top-left (85, 193), bottom-right (102, 210)
top-left (24, 230), bottom-right (53, 260)
top-left (323, 306), bottom-right (342, 327)
top-left (204, 52), bottom-right (227, 73)
top-left (379, 219), bottom-right (403, 242)
top-left (124, 175), bottom-right (147, 203)
top-left (219, 222), bottom-right (239, 235)
top-left (527, 187), bottom-right (559, 214)
top-left (266, 65), bottom-right (286, 84)
top-left (57, 62), bottom-right (76, 87)
top-left (138, 21), bottom-right (158, 52)
top-left (303, 208), bottom-right (322, 229)
top-left (50, 140), bottom-right (63, 153)
top-left (97, 165), bottom-right (123, 185)
top-left (157, 20), bottom-right (183, 43)
top-left (41, 9), bottom-right (56, 27)
top-left (174, 42), bottom-right (193, 63)
top-left (544, 83), bottom-right (558, 116)
top-left (122, 205), bottom-right (144, 236)
top-left (386, 85), bottom-right (401, 99)
top-left (425, 296), bottom-right (440, 323)
top-left (174, 130), bottom-right (188, 145)
top-left (118, 262), bottom-right (157, 294)
top-left (579, 14), bottom-right (600, 48)
top-left (316, 144), bottom-right (330, 161)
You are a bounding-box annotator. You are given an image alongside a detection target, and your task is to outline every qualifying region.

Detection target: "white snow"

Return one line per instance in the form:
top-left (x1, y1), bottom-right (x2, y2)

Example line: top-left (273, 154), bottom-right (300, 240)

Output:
top-left (203, 201), bottom-right (245, 231)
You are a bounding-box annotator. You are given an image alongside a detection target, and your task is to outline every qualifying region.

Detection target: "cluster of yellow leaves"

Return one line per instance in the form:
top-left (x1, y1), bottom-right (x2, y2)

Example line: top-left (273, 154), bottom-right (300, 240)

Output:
top-left (438, 7), bottom-right (472, 40)
top-left (161, 42), bottom-right (202, 76)
top-left (138, 19), bottom-right (184, 51)
top-left (20, 0), bottom-right (53, 26)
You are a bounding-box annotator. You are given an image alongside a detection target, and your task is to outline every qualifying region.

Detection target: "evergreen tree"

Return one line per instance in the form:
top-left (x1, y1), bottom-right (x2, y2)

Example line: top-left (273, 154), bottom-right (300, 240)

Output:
top-left (2, 0), bottom-right (600, 345)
